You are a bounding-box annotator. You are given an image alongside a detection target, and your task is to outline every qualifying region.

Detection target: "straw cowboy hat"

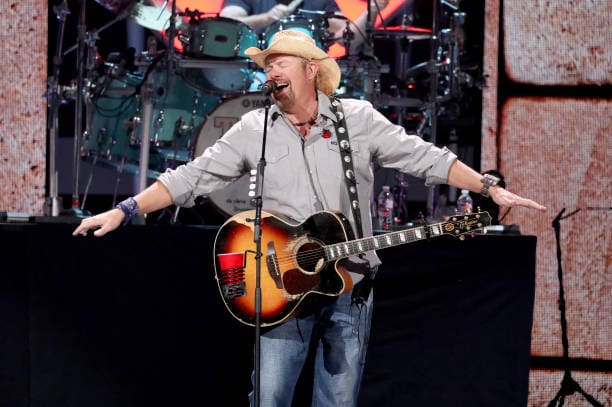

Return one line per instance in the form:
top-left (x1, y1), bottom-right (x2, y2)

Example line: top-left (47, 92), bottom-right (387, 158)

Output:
top-left (245, 30), bottom-right (341, 96)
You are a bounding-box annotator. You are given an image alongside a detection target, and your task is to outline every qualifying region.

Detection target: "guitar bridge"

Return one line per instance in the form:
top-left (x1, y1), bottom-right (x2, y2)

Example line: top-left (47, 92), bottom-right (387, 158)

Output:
top-left (266, 241), bottom-right (283, 289)
top-left (220, 268), bottom-right (246, 299)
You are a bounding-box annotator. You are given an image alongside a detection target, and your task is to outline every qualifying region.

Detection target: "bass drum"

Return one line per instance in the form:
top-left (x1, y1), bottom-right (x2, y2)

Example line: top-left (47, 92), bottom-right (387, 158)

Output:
top-left (193, 93), bottom-right (269, 216)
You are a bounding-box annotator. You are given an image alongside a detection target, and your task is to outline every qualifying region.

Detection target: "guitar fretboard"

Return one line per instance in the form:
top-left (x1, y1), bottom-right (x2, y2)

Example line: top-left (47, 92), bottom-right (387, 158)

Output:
top-left (325, 224), bottom-right (443, 260)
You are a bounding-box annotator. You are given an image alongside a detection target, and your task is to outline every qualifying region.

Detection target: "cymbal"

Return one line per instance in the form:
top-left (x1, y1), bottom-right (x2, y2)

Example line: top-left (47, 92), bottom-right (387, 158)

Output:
top-left (297, 9), bottom-right (349, 20)
top-left (405, 61), bottom-right (430, 76)
top-left (372, 25), bottom-right (433, 41)
top-left (129, 3), bottom-right (173, 31)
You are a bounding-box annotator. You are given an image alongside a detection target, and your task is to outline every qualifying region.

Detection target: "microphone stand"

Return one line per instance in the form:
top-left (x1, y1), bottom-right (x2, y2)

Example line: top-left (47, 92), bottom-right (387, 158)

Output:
top-left (248, 97), bottom-right (272, 407)
top-left (548, 208), bottom-right (603, 407)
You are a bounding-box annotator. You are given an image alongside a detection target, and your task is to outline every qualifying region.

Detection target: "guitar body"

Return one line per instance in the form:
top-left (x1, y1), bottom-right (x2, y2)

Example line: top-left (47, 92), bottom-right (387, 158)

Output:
top-left (214, 210), bottom-right (355, 327)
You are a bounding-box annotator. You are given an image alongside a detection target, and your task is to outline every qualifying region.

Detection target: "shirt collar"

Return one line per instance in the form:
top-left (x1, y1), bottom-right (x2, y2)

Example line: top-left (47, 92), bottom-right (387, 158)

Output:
top-left (317, 91), bottom-right (337, 123)
top-left (270, 91), bottom-right (337, 124)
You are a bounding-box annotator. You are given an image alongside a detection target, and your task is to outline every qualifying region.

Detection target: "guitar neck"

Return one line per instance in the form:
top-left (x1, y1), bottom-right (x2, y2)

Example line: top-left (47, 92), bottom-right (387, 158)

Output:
top-left (323, 211), bottom-right (492, 261)
top-left (324, 223), bottom-right (443, 261)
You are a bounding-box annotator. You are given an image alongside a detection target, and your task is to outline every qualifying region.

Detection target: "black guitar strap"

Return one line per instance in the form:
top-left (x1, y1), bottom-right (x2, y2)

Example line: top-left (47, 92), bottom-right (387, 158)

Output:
top-left (328, 95), bottom-right (364, 239)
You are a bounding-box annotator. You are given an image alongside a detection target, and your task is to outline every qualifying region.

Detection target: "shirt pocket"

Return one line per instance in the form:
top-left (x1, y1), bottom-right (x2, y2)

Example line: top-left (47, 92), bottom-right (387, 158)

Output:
top-left (262, 145), bottom-right (292, 189)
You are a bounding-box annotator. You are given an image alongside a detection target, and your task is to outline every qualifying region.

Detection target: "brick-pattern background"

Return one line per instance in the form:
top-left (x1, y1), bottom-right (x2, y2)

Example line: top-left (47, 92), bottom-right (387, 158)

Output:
top-left (503, 0), bottom-right (611, 86)
top-left (483, 1), bottom-right (611, 405)
top-left (0, 1), bottom-right (47, 213)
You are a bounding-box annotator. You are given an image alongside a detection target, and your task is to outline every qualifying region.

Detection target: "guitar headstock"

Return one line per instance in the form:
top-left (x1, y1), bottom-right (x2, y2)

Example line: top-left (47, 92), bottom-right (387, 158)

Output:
top-left (440, 211), bottom-right (492, 239)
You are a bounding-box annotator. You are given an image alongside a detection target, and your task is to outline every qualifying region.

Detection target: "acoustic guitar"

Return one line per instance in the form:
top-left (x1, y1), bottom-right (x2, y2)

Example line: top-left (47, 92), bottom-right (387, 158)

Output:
top-left (214, 210), bottom-right (491, 327)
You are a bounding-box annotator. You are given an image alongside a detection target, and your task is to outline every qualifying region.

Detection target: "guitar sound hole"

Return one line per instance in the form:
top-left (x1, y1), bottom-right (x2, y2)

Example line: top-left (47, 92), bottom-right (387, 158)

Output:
top-left (296, 242), bottom-right (325, 274)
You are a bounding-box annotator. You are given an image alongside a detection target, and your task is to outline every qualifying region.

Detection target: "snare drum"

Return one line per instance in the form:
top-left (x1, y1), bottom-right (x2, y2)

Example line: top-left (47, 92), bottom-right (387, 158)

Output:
top-left (193, 93), bottom-right (270, 216)
top-left (263, 15), bottom-right (326, 50)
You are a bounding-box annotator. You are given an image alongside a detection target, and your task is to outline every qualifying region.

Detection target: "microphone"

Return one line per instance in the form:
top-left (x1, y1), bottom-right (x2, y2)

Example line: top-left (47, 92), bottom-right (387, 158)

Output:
top-left (260, 80), bottom-right (277, 96)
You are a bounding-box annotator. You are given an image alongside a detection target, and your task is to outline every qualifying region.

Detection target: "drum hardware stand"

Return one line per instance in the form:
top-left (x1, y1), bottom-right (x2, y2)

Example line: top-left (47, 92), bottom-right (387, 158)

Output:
top-left (423, 0), bottom-right (443, 218)
top-left (138, 0), bottom-right (176, 207)
top-left (392, 172), bottom-right (411, 223)
top-left (165, 0), bottom-right (179, 76)
top-left (58, 0), bottom-right (132, 216)
top-left (362, 0), bottom-right (386, 56)
top-left (136, 64), bottom-right (155, 198)
top-left (548, 208), bottom-right (603, 407)
top-left (45, 0), bottom-right (72, 216)
top-left (63, 3), bottom-right (135, 57)
top-left (341, 18), bottom-right (355, 55)
top-left (136, 0), bottom-right (177, 198)
top-left (365, 0), bottom-right (374, 39)
top-left (61, 0), bottom-right (92, 217)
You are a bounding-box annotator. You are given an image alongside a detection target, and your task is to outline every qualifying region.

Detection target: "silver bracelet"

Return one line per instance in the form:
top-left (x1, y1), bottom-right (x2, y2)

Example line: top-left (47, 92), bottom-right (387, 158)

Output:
top-left (115, 197), bottom-right (139, 225)
top-left (480, 174), bottom-right (500, 198)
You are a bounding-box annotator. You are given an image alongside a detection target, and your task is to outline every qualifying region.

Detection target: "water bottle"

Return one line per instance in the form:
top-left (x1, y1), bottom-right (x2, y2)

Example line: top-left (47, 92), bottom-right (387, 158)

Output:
top-left (377, 185), bottom-right (395, 230)
top-left (456, 189), bottom-right (473, 214)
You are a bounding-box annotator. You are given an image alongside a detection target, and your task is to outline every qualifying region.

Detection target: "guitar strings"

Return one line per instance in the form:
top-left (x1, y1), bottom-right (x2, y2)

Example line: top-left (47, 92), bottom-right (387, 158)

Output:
top-left (268, 217), bottom-right (485, 268)
top-left (269, 226), bottom-right (433, 268)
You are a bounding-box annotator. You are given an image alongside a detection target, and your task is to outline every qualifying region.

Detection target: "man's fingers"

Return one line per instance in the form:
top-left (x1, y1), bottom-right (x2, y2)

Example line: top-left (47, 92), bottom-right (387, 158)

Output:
top-left (73, 217), bottom-right (101, 237)
top-left (93, 227), bottom-right (107, 237)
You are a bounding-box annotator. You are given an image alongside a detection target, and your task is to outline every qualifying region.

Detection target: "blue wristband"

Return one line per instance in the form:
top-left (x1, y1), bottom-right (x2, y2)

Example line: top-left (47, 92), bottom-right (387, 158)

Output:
top-left (115, 197), bottom-right (139, 225)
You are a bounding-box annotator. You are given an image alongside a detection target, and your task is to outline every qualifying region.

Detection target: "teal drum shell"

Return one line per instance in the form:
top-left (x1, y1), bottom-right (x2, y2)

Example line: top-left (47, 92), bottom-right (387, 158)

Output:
top-left (86, 70), bottom-right (221, 173)
top-left (184, 16), bottom-right (259, 59)
top-left (180, 17), bottom-right (260, 96)
top-left (263, 15), bottom-right (326, 51)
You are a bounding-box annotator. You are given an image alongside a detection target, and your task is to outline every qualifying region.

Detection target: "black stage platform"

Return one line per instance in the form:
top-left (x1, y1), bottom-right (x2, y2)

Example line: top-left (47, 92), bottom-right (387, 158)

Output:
top-left (1, 222), bottom-right (536, 406)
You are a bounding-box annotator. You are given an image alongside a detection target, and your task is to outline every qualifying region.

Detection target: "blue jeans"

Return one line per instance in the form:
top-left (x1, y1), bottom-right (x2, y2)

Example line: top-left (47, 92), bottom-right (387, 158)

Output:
top-left (249, 290), bottom-right (374, 407)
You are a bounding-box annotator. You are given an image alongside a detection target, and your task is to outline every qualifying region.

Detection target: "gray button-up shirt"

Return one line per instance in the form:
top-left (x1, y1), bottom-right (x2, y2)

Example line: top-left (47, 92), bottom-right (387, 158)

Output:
top-left (159, 91), bottom-right (456, 273)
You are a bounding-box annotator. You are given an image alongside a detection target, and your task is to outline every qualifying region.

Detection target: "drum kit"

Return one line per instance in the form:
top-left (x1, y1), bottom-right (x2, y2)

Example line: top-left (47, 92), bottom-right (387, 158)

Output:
top-left (47, 0), bottom-right (475, 219)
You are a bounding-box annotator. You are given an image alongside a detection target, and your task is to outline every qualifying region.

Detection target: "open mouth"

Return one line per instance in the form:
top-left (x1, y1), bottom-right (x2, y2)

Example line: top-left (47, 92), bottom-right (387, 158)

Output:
top-left (275, 83), bottom-right (289, 92)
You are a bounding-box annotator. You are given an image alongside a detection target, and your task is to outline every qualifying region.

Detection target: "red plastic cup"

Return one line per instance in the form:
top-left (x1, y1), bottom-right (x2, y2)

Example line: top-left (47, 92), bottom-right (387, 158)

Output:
top-left (217, 252), bottom-right (245, 271)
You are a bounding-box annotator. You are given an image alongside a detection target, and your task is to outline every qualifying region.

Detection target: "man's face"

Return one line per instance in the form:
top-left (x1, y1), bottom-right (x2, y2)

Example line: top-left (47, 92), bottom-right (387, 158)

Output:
top-left (264, 54), bottom-right (317, 111)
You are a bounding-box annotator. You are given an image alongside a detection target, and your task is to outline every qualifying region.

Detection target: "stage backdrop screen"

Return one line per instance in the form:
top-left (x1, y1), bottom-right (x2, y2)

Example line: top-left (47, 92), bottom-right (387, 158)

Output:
top-left (0, 1), bottom-right (48, 214)
top-left (482, 1), bottom-right (611, 405)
